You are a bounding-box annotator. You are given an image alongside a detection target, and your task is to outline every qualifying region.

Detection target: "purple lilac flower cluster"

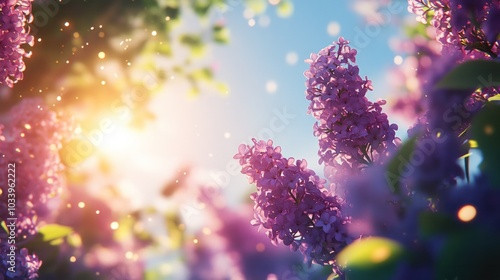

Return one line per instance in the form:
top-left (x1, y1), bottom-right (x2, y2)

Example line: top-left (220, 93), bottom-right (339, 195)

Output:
top-left (0, 0), bottom-right (34, 87)
top-left (185, 191), bottom-right (306, 280)
top-left (0, 245), bottom-right (41, 279)
top-left (304, 37), bottom-right (398, 188)
top-left (408, 0), bottom-right (500, 57)
top-left (0, 98), bottom-right (71, 279)
top-left (234, 139), bottom-right (354, 270)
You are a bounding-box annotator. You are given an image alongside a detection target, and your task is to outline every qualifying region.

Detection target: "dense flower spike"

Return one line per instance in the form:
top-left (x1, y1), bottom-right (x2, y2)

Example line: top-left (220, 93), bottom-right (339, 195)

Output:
top-left (235, 139), bottom-right (354, 270)
top-left (0, 243), bottom-right (41, 279)
top-left (304, 37), bottom-right (398, 187)
top-left (0, 98), bottom-right (70, 279)
top-left (0, 0), bottom-right (34, 87)
top-left (0, 98), bottom-right (70, 228)
top-left (407, 0), bottom-right (500, 57)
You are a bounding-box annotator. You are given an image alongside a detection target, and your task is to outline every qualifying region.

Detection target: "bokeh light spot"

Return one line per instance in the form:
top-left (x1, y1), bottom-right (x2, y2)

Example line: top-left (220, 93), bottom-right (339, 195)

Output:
top-left (458, 205), bottom-right (476, 222)
top-left (394, 55), bottom-right (403, 65)
top-left (285, 51), bottom-right (298, 65)
top-left (327, 21), bottom-right (341, 36)
top-left (110, 221), bottom-right (119, 230)
top-left (125, 251), bottom-right (134, 259)
top-left (202, 227), bottom-right (212, 235)
top-left (266, 80), bottom-right (278, 93)
top-left (484, 125), bottom-right (494, 135)
top-left (256, 242), bottom-right (265, 252)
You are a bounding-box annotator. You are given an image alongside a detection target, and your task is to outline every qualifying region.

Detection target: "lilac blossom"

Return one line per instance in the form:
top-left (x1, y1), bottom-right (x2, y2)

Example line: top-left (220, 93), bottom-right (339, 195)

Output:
top-left (0, 98), bottom-right (71, 232)
top-left (0, 243), bottom-right (41, 279)
top-left (407, 0), bottom-right (500, 57)
top-left (304, 37), bottom-right (398, 189)
top-left (0, 0), bottom-right (34, 87)
top-left (235, 139), bottom-right (355, 272)
top-left (0, 98), bottom-right (71, 279)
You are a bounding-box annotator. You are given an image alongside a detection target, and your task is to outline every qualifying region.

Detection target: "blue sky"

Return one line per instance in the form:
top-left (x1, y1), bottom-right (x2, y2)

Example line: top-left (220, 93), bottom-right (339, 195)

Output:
top-left (92, 1), bottom-right (411, 210)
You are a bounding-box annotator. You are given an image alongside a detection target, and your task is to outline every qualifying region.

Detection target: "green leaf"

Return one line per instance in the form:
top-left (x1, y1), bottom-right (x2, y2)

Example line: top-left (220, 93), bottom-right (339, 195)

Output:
top-left (213, 81), bottom-right (230, 95)
top-left (419, 211), bottom-right (459, 238)
top-left (179, 34), bottom-right (206, 57)
top-left (277, 0), bottom-right (294, 18)
top-left (165, 212), bottom-right (184, 250)
top-left (165, 6), bottom-right (180, 21)
top-left (212, 25), bottom-right (230, 44)
top-left (245, 0), bottom-right (267, 14)
top-left (471, 102), bottom-right (500, 186)
top-left (337, 237), bottom-right (405, 280)
top-left (436, 60), bottom-right (500, 90)
top-left (145, 269), bottom-right (163, 280)
top-left (437, 229), bottom-right (500, 280)
top-left (190, 68), bottom-right (213, 81)
top-left (38, 224), bottom-right (73, 242)
top-left (384, 135), bottom-right (418, 193)
top-left (191, 0), bottom-right (212, 16)
top-left (1, 221), bottom-right (8, 234)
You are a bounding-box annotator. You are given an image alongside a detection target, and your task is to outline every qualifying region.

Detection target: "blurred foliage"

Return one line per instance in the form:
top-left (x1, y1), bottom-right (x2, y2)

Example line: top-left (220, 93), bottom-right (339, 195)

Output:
top-left (385, 135), bottom-right (418, 194)
top-left (472, 102), bottom-right (500, 186)
top-left (337, 237), bottom-right (405, 280)
top-left (0, 0), bottom-right (235, 128)
top-left (437, 60), bottom-right (500, 90)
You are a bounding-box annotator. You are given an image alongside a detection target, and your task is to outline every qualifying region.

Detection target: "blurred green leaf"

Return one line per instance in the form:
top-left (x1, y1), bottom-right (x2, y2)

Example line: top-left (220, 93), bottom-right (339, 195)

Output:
top-left (436, 60), bottom-right (500, 90)
top-left (1, 221), bottom-right (8, 234)
top-left (419, 211), bottom-right (459, 238)
top-left (191, 68), bottom-right (213, 81)
top-left (385, 135), bottom-right (418, 193)
top-left (277, 0), bottom-right (294, 18)
top-left (179, 34), bottom-right (206, 57)
top-left (245, 0), bottom-right (267, 14)
top-left (165, 6), bottom-right (180, 21)
top-left (145, 269), bottom-right (163, 280)
top-left (188, 87), bottom-right (201, 97)
top-left (213, 25), bottom-right (230, 44)
top-left (213, 81), bottom-right (230, 95)
top-left (165, 212), bottom-right (184, 250)
top-left (191, 0), bottom-right (212, 17)
top-left (38, 224), bottom-right (73, 242)
top-left (404, 21), bottom-right (429, 38)
top-left (471, 102), bottom-right (500, 186)
top-left (437, 229), bottom-right (500, 280)
top-left (489, 94), bottom-right (500, 101)
top-left (337, 237), bottom-right (405, 280)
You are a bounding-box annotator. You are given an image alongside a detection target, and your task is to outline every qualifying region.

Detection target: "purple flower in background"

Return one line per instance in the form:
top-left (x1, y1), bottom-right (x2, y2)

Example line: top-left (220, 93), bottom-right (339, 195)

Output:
top-left (186, 199), bottom-right (306, 280)
top-left (408, 0), bottom-right (500, 58)
top-left (235, 139), bottom-right (355, 272)
top-left (0, 98), bottom-right (71, 280)
top-left (0, 0), bottom-right (34, 87)
top-left (304, 37), bottom-right (398, 190)
top-left (0, 98), bottom-right (71, 232)
top-left (0, 243), bottom-right (41, 279)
